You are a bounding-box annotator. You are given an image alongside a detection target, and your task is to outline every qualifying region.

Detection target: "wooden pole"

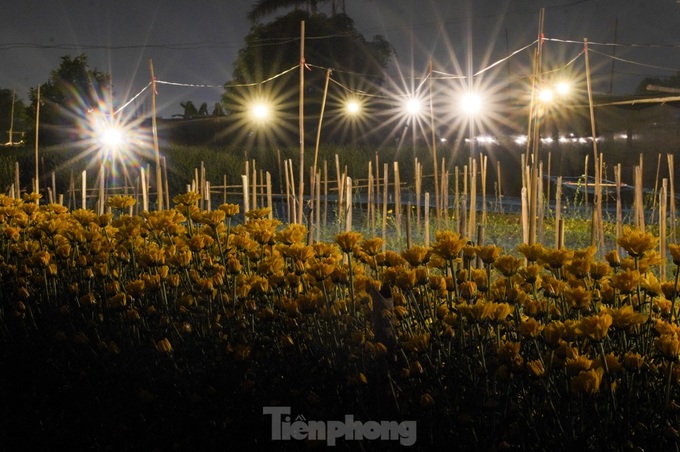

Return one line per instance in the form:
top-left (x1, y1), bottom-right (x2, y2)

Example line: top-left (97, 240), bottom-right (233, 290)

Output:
top-left (481, 154), bottom-right (487, 225)
top-left (469, 159), bottom-right (476, 239)
top-left (323, 160), bottom-right (328, 228)
top-left (242, 174), bottom-right (250, 220)
top-left (284, 160), bottom-right (292, 223)
top-left (149, 59), bottom-right (163, 210)
top-left (312, 68), bottom-right (331, 200)
top-left (34, 85), bottom-right (40, 195)
top-left (424, 193), bottom-right (430, 247)
top-left (315, 171), bottom-right (321, 242)
top-left (668, 154), bottom-right (676, 242)
top-left (394, 161), bottom-right (401, 238)
top-left (527, 9), bottom-right (545, 245)
top-left (428, 60), bottom-right (440, 226)
top-left (382, 163), bottom-right (388, 252)
top-left (82, 170), bottom-right (87, 209)
top-left (555, 176), bottom-right (562, 248)
top-left (14, 162), bottom-right (20, 200)
top-left (141, 168), bottom-right (148, 211)
top-left (297, 20), bottom-right (306, 225)
top-left (660, 179), bottom-right (667, 281)
top-left (267, 171), bottom-right (273, 220)
top-left (8, 90), bottom-right (15, 145)
top-left (497, 159), bottom-right (503, 213)
top-left (345, 176), bottom-right (352, 233)
top-left (163, 156), bottom-right (170, 211)
top-left (615, 164), bottom-right (622, 248)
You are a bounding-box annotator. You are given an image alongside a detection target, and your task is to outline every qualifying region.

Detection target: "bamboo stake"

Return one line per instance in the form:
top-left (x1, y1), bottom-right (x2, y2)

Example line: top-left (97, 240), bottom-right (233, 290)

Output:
top-left (469, 159), bottom-right (476, 239)
top-left (406, 201), bottom-right (412, 249)
top-left (428, 60), bottom-right (440, 227)
top-left (323, 160), bottom-right (328, 228)
top-left (34, 85), bottom-right (40, 195)
top-left (443, 170), bottom-right (449, 230)
top-left (537, 162), bottom-right (544, 245)
top-left (81, 171), bottom-right (87, 209)
top-left (497, 160), bottom-right (503, 214)
top-left (288, 159), bottom-right (297, 223)
top-left (315, 171), bottom-right (321, 242)
top-left (558, 218), bottom-right (564, 249)
top-left (615, 164), bottom-right (623, 249)
top-left (652, 153), bottom-right (662, 222)
top-left (668, 154), bottom-right (676, 242)
top-left (297, 20), bottom-right (306, 225)
top-left (555, 176), bottom-right (562, 248)
top-left (51, 171), bottom-right (56, 203)
top-left (546, 151), bottom-right (551, 218)
top-left (98, 163), bottom-right (105, 215)
top-left (284, 160), bottom-right (292, 223)
top-left (415, 157), bottom-right (421, 234)
top-left (597, 154), bottom-right (605, 254)
top-left (481, 154), bottom-right (487, 225)
top-left (312, 68), bottom-right (331, 204)
top-left (660, 179), bottom-right (667, 281)
top-left (149, 59), bottom-right (163, 210)
top-left (345, 176), bottom-right (352, 233)
top-left (441, 158), bottom-right (448, 229)
top-left (521, 187), bottom-right (528, 244)
top-left (242, 174), bottom-right (250, 220)
top-left (163, 156), bottom-right (170, 211)
top-left (584, 38), bottom-right (600, 183)
top-left (141, 168), bottom-right (148, 212)
top-left (367, 161), bottom-right (373, 232)
top-left (267, 171), bottom-right (273, 220)
top-left (382, 163), bottom-right (388, 252)
top-left (14, 162), bottom-right (20, 200)
top-left (424, 193), bottom-right (430, 247)
top-left (584, 154), bottom-right (589, 206)
top-left (205, 181), bottom-right (211, 212)
top-left (335, 154), bottom-right (343, 227)
top-left (252, 160), bottom-right (257, 210)
top-left (394, 162), bottom-right (401, 238)
top-left (454, 167), bottom-right (460, 233)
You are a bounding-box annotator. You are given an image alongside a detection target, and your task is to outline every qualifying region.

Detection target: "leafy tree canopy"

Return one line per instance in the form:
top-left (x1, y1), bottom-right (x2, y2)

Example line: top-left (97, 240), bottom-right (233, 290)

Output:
top-left (223, 9), bottom-right (393, 119)
top-left (25, 54), bottom-right (111, 145)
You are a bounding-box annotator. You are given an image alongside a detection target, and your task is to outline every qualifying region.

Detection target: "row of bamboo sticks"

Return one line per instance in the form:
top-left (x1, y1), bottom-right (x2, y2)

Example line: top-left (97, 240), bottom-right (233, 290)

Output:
top-left (7, 151), bottom-right (678, 256)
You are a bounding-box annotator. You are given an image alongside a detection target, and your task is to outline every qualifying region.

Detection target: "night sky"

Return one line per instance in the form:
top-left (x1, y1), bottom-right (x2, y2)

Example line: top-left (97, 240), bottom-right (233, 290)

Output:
top-left (1, 0), bottom-right (678, 117)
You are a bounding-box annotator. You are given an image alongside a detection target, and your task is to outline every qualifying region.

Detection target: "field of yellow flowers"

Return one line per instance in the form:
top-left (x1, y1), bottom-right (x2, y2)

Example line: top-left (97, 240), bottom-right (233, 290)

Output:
top-left (2, 192), bottom-right (680, 450)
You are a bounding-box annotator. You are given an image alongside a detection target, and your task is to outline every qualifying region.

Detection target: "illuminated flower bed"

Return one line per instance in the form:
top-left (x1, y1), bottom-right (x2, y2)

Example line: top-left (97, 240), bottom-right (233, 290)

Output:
top-left (1, 193), bottom-right (680, 450)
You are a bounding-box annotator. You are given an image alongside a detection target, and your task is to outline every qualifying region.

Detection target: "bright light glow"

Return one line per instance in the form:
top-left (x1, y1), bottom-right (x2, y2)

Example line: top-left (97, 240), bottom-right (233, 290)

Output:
top-left (90, 112), bottom-right (127, 153)
top-left (251, 103), bottom-right (270, 121)
top-left (99, 126), bottom-right (124, 148)
top-left (345, 100), bottom-right (361, 115)
top-left (404, 98), bottom-right (422, 116)
top-left (538, 88), bottom-right (554, 103)
top-left (460, 93), bottom-right (482, 115)
top-left (477, 135), bottom-right (498, 144)
top-left (555, 81), bottom-right (570, 96)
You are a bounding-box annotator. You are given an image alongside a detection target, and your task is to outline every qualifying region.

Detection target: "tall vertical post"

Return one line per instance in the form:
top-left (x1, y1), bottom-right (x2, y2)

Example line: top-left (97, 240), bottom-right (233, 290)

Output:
top-left (428, 60), bottom-right (440, 226)
top-left (8, 90), bottom-right (15, 145)
top-left (528, 8), bottom-right (545, 244)
top-left (312, 68), bottom-right (331, 202)
top-left (149, 59), bottom-right (164, 210)
top-left (34, 85), bottom-right (40, 195)
top-left (298, 20), bottom-right (306, 224)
